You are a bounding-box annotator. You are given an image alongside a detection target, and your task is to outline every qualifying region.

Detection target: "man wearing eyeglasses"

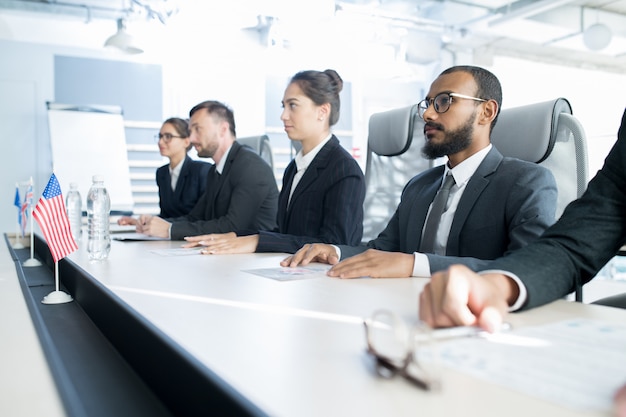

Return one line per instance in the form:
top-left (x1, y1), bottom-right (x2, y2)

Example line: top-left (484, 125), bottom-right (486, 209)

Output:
top-left (283, 65), bottom-right (557, 280)
top-left (136, 100), bottom-right (279, 240)
top-left (419, 108), bottom-right (626, 417)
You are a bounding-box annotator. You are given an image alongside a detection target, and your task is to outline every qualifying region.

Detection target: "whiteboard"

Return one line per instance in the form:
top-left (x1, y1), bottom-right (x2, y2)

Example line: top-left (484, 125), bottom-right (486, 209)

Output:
top-left (47, 103), bottom-right (134, 213)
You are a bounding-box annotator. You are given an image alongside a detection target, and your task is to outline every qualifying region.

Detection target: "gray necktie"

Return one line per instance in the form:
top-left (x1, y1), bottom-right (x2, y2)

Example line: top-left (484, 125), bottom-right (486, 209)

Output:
top-left (420, 174), bottom-right (455, 254)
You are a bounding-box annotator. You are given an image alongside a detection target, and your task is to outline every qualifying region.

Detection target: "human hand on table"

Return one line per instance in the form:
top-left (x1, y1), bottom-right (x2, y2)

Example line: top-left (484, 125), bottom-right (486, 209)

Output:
top-left (117, 216), bottom-right (138, 226)
top-left (183, 233), bottom-right (258, 254)
top-left (135, 215), bottom-right (171, 238)
top-left (325, 249), bottom-right (413, 279)
top-left (281, 243), bottom-right (340, 267)
top-left (419, 264), bottom-right (517, 332)
top-left (282, 246), bottom-right (413, 279)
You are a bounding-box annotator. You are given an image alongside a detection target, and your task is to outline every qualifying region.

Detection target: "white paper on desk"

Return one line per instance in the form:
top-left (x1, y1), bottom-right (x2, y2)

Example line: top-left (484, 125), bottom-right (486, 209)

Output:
top-left (111, 232), bottom-right (168, 241)
top-left (437, 319), bottom-right (626, 412)
top-left (243, 266), bottom-right (330, 281)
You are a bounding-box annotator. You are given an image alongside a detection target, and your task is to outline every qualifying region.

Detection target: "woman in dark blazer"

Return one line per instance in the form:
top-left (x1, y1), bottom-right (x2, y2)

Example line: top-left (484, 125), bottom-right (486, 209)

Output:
top-left (118, 118), bottom-right (211, 224)
top-left (184, 69), bottom-right (366, 254)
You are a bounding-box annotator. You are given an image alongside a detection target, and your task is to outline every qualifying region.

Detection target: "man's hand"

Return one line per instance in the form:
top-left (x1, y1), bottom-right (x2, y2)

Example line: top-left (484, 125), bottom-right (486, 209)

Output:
top-left (419, 264), bottom-right (517, 331)
top-left (281, 244), bottom-right (340, 267)
top-left (117, 216), bottom-right (138, 226)
top-left (183, 233), bottom-right (257, 254)
top-left (136, 215), bottom-right (171, 238)
top-left (326, 249), bottom-right (413, 279)
top-left (183, 232), bottom-right (237, 248)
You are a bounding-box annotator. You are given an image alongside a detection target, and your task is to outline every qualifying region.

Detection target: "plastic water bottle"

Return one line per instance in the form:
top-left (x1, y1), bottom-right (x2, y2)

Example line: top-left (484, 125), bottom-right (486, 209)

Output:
top-left (65, 182), bottom-right (82, 242)
top-left (86, 175), bottom-right (111, 260)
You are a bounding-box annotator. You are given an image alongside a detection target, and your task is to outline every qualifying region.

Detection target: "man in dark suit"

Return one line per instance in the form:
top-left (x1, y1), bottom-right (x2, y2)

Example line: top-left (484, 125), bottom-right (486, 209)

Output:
top-left (282, 65), bottom-right (557, 278)
top-left (420, 109), bottom-right (626, 417)
top-left (419, 108), bottom-right (626, 329)
top-left (137, 100), bottom-right (278, 240)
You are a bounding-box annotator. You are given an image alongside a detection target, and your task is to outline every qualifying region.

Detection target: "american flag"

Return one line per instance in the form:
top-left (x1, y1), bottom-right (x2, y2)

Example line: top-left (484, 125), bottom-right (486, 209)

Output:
top-left (33, 174), bottom-right (77, 262)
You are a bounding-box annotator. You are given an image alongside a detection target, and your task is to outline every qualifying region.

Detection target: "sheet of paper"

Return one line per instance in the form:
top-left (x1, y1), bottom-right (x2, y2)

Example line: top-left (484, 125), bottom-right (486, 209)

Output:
top-left (109, 224), bottom-right (137, 233)
top-left (243, 266), bottom-right (331, 281)
top-left (437, 318), bottom-right (626, 412)
top-left (111, 232), bottom-right (168, 241)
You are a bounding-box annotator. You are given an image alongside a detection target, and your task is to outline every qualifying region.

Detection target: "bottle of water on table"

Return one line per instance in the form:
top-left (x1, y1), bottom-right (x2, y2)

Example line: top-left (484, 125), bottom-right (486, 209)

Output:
top-left (87, 175), bottom-right (111, 260)
top-left (66, 182), bottom-right (82, 242)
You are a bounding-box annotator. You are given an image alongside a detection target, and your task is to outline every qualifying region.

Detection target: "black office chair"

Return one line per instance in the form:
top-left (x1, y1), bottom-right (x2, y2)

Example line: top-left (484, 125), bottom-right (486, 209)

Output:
top-left (238, 135), bottom-right (274, 171)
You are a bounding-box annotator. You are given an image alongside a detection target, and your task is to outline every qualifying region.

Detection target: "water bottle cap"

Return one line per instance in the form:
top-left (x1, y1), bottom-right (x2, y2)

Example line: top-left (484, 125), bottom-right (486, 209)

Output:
top-left (92, 174), bottom-right (104, 183)
top-left (70, 182), bottom-right (78, 189)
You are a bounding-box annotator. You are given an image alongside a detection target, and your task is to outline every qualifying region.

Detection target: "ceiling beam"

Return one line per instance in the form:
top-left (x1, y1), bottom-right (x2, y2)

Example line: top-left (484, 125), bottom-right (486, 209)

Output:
top-left (488, 0), bottom-right (576, 27)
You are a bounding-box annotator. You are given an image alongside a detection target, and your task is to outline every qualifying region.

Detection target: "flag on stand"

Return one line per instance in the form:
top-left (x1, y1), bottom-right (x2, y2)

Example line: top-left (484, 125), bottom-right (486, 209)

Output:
top-left (21, 182), bottom-right (33, 237)
top-left (33, 174), bottom-right (78, 262)
top-left (14, 185), bottom-right (22, 235)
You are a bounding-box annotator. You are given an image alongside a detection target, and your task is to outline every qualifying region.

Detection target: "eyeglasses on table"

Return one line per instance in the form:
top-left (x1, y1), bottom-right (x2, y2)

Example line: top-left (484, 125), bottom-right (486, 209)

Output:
top-left (363, 309), bottom-right (441, 391)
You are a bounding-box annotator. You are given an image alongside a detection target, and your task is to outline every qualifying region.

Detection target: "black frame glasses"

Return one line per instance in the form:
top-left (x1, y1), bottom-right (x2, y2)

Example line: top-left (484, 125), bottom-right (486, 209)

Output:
top-left (363, 309), bottom-right (440, 391)
top-left (155, 133), bottom-right (184, 143)
top-left (417, 92), bottom-right (486, 119)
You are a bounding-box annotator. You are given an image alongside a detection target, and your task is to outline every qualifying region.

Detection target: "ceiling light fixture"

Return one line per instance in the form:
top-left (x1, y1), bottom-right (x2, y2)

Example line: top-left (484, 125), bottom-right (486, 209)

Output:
top-left (104, 18), bottom-right (144, 54)
top-left (583, 22), bottom-right (612, 51)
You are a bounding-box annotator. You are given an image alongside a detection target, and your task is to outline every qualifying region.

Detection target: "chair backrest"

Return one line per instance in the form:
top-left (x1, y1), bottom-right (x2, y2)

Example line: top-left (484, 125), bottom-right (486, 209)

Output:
top-left (491, 97), bottom-right (588, 219)
top-left (362, 104), bottom-right (436, 242)
top-left (238, 135), bottom-right (274, 171)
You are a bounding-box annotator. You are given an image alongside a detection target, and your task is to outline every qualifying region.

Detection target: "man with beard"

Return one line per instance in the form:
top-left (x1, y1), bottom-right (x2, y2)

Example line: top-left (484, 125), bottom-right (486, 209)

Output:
top-left (136, 100), bottom-right (278, 240)
top-left (282, 65), bottom-right (557, 278)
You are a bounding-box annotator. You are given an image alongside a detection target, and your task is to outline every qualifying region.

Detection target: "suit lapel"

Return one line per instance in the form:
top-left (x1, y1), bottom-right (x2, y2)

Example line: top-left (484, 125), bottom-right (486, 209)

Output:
top-left (213, 142), bottom-right (240, 196)
top-left (173, 156), bottom-right (190, 198)
top-left (446, 147), bottom-right (503, 254)
top-left (279, 162), bottom-right (296, 218)
top-left (406, 166), bottom-right (444, 250)
top-left (288, 136), bottom-right (336, 209)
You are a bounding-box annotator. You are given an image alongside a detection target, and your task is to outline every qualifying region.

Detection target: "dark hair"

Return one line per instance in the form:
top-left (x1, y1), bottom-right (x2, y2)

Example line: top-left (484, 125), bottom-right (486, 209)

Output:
top-left (189, 100), bottom-right (237, 137)
top-left (289, 69), bottom-right (343, 126)
top-left (440, 65), bottom-right (502, 132)
top-left (163, 117), bottom-right (192, 151)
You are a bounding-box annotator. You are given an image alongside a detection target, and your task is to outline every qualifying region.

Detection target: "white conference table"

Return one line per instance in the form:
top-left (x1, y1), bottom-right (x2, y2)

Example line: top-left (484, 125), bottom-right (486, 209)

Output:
top-left (58, 237), bottom-right (625, 417)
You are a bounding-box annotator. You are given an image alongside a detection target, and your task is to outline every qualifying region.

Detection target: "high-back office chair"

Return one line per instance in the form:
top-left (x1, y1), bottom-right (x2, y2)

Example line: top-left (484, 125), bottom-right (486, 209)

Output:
top-left (238, 135), bottom-right (275, 171)
top-left (362, 105), bottom-right (436, 242)
top-left (491, 97), bottom-right (589, 301)
top-left (491, 97), bottom-right (588, 219)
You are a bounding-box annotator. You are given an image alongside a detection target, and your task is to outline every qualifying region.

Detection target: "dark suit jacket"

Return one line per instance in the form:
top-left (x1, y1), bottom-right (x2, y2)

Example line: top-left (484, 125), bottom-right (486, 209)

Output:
top-left (340, 146), bottom-right (558, 273)
top-left (256, 136), bottom-right (366, 253)
top-left (156, 155), bottom-right (212, 218)
top-left (491, 108), bottom-right (626, 310)
top-left (168, 141), bottom-right (278, 240)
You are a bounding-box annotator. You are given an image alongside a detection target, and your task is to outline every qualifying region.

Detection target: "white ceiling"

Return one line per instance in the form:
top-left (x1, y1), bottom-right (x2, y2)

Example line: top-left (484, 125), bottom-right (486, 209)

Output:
top-left (1, 0), bottom-right (625, 73)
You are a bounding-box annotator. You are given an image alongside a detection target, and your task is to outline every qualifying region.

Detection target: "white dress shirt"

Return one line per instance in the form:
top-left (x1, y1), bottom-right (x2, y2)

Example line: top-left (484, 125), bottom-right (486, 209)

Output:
top-left (412, 144), bottom-right (493, 277)
top-left (216, 143), bottom-right (233, 175)
top-left (169, 158), bottom-right (185, 191)
top-left (288, 134), bottom-right (332, 207)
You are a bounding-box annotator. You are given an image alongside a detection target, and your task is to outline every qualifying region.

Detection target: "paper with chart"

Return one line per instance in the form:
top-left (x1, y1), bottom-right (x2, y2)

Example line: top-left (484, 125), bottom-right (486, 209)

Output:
top-left (243, 265), bottom-right (331, 281)
top-left (438, 318), bottom-right (626, 412)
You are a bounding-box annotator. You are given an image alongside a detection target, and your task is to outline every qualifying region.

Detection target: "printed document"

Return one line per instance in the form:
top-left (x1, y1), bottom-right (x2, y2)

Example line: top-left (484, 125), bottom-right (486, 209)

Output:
top-left (438, 319), bottom-right (626, 412)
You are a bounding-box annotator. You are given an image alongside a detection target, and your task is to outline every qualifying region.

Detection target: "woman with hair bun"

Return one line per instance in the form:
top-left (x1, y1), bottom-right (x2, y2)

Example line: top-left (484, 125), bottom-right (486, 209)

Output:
top-left (185, 69), bottom-right (366, 254)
